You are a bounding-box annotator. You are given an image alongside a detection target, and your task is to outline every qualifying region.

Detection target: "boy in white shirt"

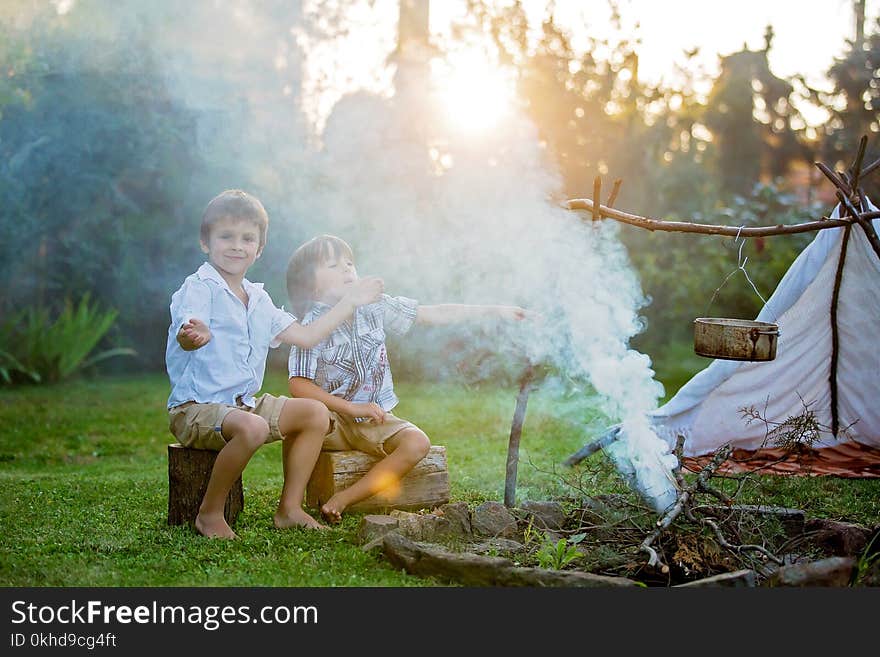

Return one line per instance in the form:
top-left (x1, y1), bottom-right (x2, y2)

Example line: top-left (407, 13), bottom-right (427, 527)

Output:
top-left (166, 191), bottom-right (383, 538)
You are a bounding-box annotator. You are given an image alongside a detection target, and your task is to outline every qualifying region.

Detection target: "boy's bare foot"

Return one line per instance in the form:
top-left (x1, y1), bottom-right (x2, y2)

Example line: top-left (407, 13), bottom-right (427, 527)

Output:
top-left (195, 513), bottom-right (238, 540)
top-left (320, 495), bottom-right (346, 523)
top-left (274, 508), bottom-right (328, 530)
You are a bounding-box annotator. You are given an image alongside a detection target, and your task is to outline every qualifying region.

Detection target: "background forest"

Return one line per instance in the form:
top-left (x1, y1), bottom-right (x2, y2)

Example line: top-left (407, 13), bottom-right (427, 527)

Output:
top-left (1, 0), bottom-right (878, 392)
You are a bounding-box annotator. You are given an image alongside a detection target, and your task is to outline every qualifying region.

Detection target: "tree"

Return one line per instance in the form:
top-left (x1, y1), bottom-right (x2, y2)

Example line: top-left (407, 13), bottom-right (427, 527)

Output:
top-left (810, 10), bottom-right (880, 199)
top-left (703, 28), bottom-right (805, 198)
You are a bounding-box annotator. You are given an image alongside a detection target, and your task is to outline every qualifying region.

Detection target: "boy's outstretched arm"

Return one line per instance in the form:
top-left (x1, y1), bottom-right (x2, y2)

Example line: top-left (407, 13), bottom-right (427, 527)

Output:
top-left (277, 276), bottom-right (384, 348)
top-left (415, 304), bottom-right (535, 326)
top-left (177, 317), bottom-right (211, 350)
top-left (289, 377), bottom-right (387, 423)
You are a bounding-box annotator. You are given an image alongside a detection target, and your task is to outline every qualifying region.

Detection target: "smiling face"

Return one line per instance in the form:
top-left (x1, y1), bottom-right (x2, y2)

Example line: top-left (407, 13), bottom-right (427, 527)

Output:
top-left (312, 251), bottom-right (359, 306)
top-left (200, 216), bottom-right (263, 285)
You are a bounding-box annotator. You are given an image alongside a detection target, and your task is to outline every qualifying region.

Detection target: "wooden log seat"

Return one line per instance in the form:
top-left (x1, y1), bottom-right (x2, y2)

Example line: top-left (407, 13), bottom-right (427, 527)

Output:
top-left (167, 443), bottom-right (244, 526)
top-left (306, 446), bottom-right (450, 513)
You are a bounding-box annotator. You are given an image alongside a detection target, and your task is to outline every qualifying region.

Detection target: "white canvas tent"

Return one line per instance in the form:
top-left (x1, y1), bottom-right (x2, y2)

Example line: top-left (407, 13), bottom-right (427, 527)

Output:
top-left (648, 203), bottom-right (880, 476)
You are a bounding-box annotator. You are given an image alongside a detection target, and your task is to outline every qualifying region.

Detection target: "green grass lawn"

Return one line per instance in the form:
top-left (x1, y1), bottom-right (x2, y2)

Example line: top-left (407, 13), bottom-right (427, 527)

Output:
top-left (1, 369), bottom-right (877, 586)
top-left (0, 371), bottom-right (614, 586)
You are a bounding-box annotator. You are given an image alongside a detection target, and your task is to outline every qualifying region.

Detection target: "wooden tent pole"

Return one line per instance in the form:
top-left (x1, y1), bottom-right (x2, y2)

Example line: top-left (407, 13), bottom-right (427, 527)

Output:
top-left (815, 158), bottom-right (880, 262)
top-left (829, 225), bottom-right (852, 438)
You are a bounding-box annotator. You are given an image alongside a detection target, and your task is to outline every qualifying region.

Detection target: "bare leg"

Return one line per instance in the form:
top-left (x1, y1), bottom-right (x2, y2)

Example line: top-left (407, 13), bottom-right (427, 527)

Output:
top-left (321, 427), bottom-right (431, 522)
top-left (195, 410), bottom-right (268, 539)
top-left (274, 399), bottom-right (331, 530)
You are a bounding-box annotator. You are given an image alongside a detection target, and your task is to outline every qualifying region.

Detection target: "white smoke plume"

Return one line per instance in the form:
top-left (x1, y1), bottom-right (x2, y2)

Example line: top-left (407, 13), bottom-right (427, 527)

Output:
top-left (134, 0), bottom-right (679, 510)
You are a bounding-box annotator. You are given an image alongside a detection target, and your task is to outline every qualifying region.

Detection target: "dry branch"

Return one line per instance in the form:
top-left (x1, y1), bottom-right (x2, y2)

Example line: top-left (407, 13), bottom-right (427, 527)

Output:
top-left (565, 198), bottom-right (853, 236)
top-left (605, 178), bottom-right (622, 208)
top-left (640, 444), bottom-right (732, 572)
top-left (699, 517), bottom-right (783, 565)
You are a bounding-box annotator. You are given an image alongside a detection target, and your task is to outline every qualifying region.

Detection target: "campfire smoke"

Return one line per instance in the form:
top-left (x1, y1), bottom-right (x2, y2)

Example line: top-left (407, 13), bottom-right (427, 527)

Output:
top-left (90, 0), bottom-right (678, 510)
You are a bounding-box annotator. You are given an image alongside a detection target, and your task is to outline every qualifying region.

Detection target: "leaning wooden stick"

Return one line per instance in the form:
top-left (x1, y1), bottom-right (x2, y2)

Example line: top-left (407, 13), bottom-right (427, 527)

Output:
top-left (848, 135), bottom-right (868, 194)
top-left (504, 366), bottom-right (536, 507)
top-left (605, 178), bottom-right (622, 208)
top-left (563, 425), bottom-right (621, 467)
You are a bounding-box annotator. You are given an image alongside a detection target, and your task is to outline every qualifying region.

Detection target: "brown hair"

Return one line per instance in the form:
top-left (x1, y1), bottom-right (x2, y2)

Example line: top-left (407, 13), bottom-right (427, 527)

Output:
top-left (200, 190), bottom-right (269, 248)
top-left (286, 234), bottom-right (354, 318)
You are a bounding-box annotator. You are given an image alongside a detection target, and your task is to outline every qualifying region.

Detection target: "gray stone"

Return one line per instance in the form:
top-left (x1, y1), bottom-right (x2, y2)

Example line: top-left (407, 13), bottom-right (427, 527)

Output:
top-left (805, 519), bottom-right (872, 557)
top-left (356, 514), bottom-right (399, 545)
top-left (675, 569), bottom-right (757, 587)
top-left (471, 501), bottom-right (519, 539)
top-left (437, 502), bottom-right (472, 536)
top-left (390, 510), bottom-right (452, 542)
top-left (765, 556), bottom-right (856, 587)
top-left (517, 500), bottom-right (567, 531)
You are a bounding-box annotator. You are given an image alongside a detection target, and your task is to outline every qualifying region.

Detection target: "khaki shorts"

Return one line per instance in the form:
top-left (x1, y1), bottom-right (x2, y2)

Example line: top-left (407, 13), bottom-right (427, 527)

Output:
top-left (323, 411), bottom-right (417, 458)
top-left (168, 393), bottom-right (291, 451)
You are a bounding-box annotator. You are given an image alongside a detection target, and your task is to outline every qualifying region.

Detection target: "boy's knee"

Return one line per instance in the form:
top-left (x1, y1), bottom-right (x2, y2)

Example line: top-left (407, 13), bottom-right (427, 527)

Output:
top-left (231, 414), bottom-right (270, 451)
top-left (286, 398), bottom-right (331, 433)
top-left (401, 429), bottom-right (431, 459)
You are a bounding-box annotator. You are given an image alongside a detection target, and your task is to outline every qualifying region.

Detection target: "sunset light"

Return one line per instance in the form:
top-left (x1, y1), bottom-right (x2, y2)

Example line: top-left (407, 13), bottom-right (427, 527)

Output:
top-left (4, 0), bottom-right (880, 607)
top-left (433, 51), bottom-right (515, 134)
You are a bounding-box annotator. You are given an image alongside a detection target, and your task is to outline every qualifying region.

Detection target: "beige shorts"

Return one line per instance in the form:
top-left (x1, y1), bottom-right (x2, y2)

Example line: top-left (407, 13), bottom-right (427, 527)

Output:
top-left (323, 411), bottom-right (417, 458)
top-left (168, 393), bottom-right (290, 451)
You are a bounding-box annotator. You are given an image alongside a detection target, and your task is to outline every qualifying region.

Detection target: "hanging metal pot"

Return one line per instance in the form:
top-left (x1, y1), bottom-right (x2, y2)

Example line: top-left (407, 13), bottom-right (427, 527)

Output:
top-left (693, 318), bottom-right (779, 361)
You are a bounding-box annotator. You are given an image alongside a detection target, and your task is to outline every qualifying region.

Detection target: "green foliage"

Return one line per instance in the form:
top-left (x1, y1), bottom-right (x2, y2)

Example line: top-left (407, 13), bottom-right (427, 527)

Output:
top-left (625, 183), bottom-right (817, 362)
top-left (535, 537), bottom-right (581, 570)
top-left (1, 2), bottom-right (877, 375)
top-left (0, 348), bottom-right (40, 384)
top-left (854, 532), bottom-right (880, 586)
top-left (1, 294), bottom-right (136, 384)
top-left (814, 15), bottom-right (880, 200)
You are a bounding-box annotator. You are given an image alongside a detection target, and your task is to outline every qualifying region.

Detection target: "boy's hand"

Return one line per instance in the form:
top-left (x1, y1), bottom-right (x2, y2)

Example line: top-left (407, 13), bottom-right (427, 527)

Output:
top-left (498, 306), bottom-right (539, 322)
top-left (345, 276), bottom-right (384, 307)
top-left (346, 402), bottom-right (386, 423)
top-left (178, 317), bottom-right (211, 350)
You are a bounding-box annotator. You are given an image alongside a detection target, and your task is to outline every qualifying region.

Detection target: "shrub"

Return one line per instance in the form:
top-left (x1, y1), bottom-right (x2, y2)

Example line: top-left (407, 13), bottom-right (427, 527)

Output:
top-left (0, 294), bottom-right (136, 384)
top-left (535, 537), bottom-right (581, 570)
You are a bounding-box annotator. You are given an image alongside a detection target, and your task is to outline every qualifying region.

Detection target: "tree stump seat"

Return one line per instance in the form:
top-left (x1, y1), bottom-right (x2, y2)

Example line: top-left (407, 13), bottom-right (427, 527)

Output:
top-left (306, 445), bottom-right (450, 513)
top-left (167, 443), bottom-right (244, 526)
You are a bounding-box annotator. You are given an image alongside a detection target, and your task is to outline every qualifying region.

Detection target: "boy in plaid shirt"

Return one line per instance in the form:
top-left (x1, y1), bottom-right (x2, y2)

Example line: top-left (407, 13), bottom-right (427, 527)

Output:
top-left (286, 235), bottom-right (532, 521)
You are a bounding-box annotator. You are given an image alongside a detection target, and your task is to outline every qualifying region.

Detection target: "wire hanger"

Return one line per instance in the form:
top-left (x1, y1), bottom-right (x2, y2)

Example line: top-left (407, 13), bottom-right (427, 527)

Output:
top-left (703, 225), bottom-right (766, 317)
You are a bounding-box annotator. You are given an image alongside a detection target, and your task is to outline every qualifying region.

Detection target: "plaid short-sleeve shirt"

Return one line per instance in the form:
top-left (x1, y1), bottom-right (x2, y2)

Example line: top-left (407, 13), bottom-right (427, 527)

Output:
top-left (288, 294), bottom-right (418, 419)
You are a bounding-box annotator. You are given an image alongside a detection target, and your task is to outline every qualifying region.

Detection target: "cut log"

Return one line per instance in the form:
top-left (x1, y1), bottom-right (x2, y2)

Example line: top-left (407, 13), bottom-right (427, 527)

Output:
top-left (382, 532), bottom-right (639, 587)
top-left (306, 446), bottom-right (450, 513)
top-left (167, 443), bottom-right (243, 526)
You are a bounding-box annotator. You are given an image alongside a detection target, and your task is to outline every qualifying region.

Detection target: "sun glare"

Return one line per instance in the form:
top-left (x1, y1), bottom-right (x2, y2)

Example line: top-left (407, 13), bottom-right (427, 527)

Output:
top-left (433, 51), bottom-right (514, 134)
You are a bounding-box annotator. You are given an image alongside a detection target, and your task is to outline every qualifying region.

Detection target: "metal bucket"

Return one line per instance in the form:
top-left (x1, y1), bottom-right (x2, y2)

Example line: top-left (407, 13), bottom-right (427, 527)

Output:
top-left (693, 318), bottom-right (779, 361)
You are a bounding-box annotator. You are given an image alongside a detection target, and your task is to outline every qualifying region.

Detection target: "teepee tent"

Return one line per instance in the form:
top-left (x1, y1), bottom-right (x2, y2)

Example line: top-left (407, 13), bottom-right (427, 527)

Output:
top-left (649, 203), bottom-right (880, 476)
top-left (565, 141), bottom-right (880, 478)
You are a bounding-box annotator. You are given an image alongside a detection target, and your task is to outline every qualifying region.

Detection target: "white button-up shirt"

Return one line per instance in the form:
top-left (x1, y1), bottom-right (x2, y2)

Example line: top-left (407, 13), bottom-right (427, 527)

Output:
top-left (166, 262), bottom-right (296, 409)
